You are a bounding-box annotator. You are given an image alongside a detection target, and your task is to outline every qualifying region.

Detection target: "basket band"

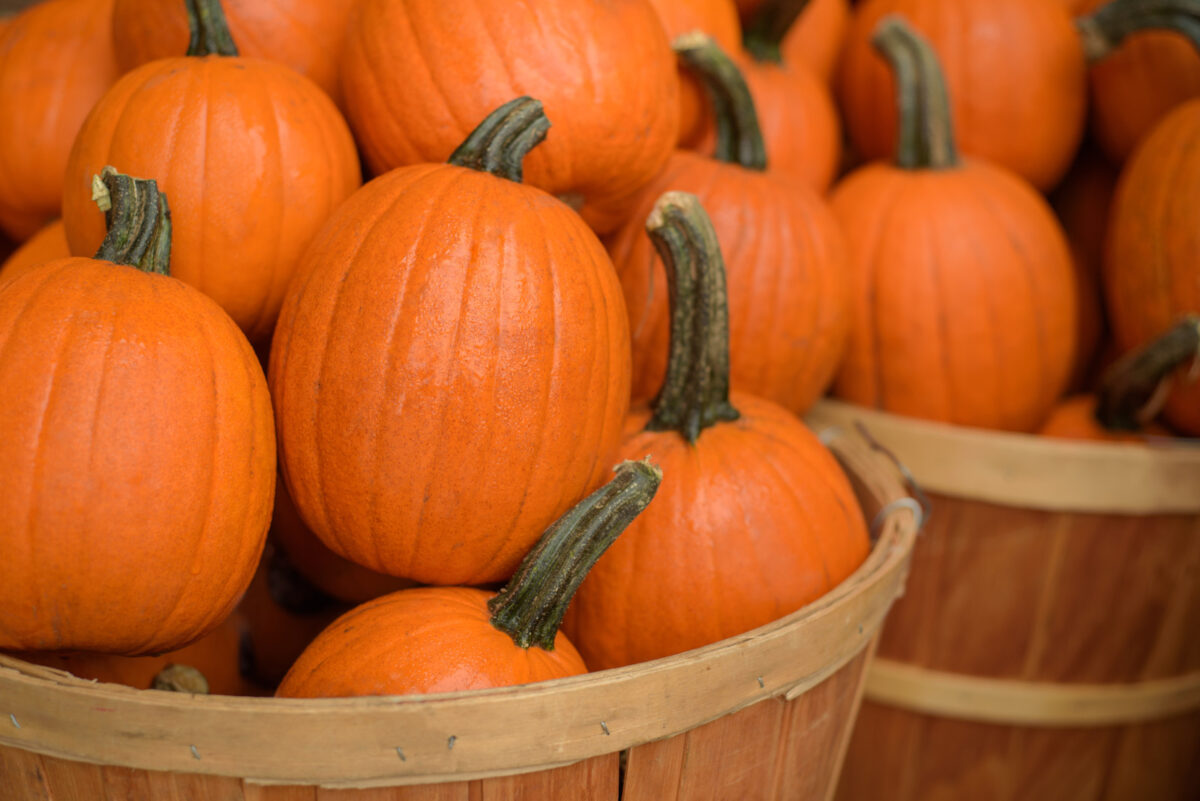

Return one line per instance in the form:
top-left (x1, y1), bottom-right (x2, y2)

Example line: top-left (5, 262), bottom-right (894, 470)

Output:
top-left (864, 658), bottom-right (1200, 727)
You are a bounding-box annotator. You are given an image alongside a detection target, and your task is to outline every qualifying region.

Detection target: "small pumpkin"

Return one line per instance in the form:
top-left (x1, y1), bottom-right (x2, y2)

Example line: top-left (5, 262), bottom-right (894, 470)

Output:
top-left (830, 16), bottom-right (1077, 431)
top-left (276, 461), bottom-right (661, 698)
top-left (62, 0), bottom-right (361, 344)
top-left (0, 169), bottom-right (275, 655)
top-left (609, 35), bottom-right (849, 415)
top-left (569, 192), bottom-right (869, 670)
top-left (270, 98), bottom-right (631, 586)
top-left (0, 219), bottom-right (69, 288)
top-left (112, 0), bottom-right (355, 107)
top-left (0, 0), bottom-right (119, 240)
top-left (338, 0), bottom-right (679, 233)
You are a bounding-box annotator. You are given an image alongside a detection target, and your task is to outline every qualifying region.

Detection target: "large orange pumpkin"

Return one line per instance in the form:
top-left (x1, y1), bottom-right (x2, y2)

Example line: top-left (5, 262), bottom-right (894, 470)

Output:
top-left (0, 219), bottom-right (69, 288)
top-left (609, 36), bottom-right (849, 415)
top-left (1106, 104), bottom-right (1200, 435)
top-left (112, 0), bottom-right (355, 107)
top-left (0, 0), bottom-right (119, 241)
top-left (62, 0), bottom-right (360, 344)
top-left (830, 16), bottom-right (1077, 431)
top-left (277, 461), bottom-right (661, 698)
top-left (0, 169), bottom-right (275, 655)
top-left (338, 0), bottom-right (678, 234)
top-left (270, 98), bottom-right (631, 587)
top-left (569, 193), bottom-right (869, 670)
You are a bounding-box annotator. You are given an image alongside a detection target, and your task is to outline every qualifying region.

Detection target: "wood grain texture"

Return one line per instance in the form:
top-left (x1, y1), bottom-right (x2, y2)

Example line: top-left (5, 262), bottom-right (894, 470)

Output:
top-left (812, 402), bottom-right (1200, 801)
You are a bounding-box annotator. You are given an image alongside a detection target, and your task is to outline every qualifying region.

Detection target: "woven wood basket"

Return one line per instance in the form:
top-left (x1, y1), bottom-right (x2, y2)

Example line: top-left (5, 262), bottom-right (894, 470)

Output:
top-left (0, 426), bottom-right (919, 800)
top-left (807, 400), bottom-right (1200, 801)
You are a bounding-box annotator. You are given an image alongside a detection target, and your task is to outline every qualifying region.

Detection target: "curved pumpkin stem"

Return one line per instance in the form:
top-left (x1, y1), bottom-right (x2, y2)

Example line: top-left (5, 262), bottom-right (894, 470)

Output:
top-left (488, 459), bottom-right (662, 650)
top-left (152, 664), bottom-right (210, 694)
top-left (673, 33), bottom-right (768, 171)
top-left (1078, 0), bottom-right (1200, 63)
top-left (645, 191), bottom-right (740, 442)
top-left (184, 0), bottom-right (239, 57)
top-left (743, 0), bottom-right (813, 64)
top-left (92, 167), bottom-right (172, 276)
top-left (448, 97), bottom-right (551, 184)
top-left (1096, 315), bottom-right (1200, 430)
top-left (872, 15), bottom-right (960, 170)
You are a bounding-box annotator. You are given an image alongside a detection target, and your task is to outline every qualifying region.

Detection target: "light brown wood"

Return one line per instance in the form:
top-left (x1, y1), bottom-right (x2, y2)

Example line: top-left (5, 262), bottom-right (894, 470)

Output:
top-left (0, 427), bottom-right (920, 798)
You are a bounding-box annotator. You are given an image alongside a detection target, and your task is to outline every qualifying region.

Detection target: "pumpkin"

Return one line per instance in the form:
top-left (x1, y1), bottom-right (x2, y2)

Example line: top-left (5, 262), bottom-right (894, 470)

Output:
top-left (276, 461), bottom-right (661, 698)
top-left (0, 169), bottom-right (275, 655)
top-left (0, 219), bottom-right (69, 288)
top-left (0, 0), bottom-right (119, 241)
top-left (742, 0), bottom-right (851, 85)
top-left (569, 192), bottom-right (869, 670)
top-left (609, 35), bottom-right (849, 415)
top-left (112, 0), bottom-right (355, 107)
top-left (830, 16), bottom-right (1077, 431)
top-left (338, 0), bottom-right (678, 234)
top-left (1077, 0), bottom-right (1200, 164)
top-left (61, 0), bottom-right (360, 344)
top-left (1105, 101), bottom-right (1200, 436)
top-left (270, 98), bottom-right (632, 587)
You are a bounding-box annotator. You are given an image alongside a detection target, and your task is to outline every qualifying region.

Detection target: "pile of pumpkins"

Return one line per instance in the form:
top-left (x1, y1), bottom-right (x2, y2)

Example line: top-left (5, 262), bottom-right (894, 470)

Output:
top-left (0, 0), bottom-right (1196, 698)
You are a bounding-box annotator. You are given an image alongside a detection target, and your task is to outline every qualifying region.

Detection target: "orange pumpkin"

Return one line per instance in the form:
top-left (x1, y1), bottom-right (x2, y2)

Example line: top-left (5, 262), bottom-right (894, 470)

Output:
top-left (112, 0), bottom-right (355, 107)
top-left (0, 169), bottom-right (274, 655)
top-left (338, 0), bottom-right (678, 234)
top-left (277, 461), bottom-right (661, 698)
top-left (830, 16), bottom-right (1077, 431)
top-left (0, 0), bottom-right (119, 241)
top-left (569, 193), bottom-right (869, 670)
top-left (0, 219), bottom-right (69, 288)
top-left (609, 36), bottom-right (849, 415)
top-left (270, 99), bottom-right (631, 587)
top-left (62, 0), bottom-right (360, 344)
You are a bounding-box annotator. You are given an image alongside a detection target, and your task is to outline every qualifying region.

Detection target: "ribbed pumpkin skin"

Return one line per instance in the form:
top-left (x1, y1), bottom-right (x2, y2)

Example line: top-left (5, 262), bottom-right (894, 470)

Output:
top-left (61, 57), bottom-right (360, 345)
top-left (838, 0), bottom-right (1086, 191)
top-left (567, 395), bottom-right (869, 670)
top-left (831, 162), bottom-right (1077, 431)
top-left (339, 0), bottom-right (678, 234)
top-left (0, 219), bottom-right (68, 288)
top-left (269, 165), bottom-right (631, 587)
top-left (276, 588), bottom-right (587, 698)
top-left (111, 0), bottom-right (355, 106)
top-left (0, 0), bottom-right (119, 241)
top-left (0, 259), bottom-right (275, 655)
top-left (608, 153), bottom-right (849, 415)
top-left (1105, 102), bottom-right (1200, 436)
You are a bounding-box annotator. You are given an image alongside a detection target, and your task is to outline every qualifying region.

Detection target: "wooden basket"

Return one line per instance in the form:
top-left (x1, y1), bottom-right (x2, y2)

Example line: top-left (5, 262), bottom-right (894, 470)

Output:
top-left (0, 427), bottom-right (919, 800)
top-left (807, 400), bottom-right (1200, 801)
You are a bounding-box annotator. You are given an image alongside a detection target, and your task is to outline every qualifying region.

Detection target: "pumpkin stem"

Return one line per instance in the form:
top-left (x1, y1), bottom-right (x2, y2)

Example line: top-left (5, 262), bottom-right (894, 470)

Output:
top-left (447, 97), bottom-right (551, 184)
top-left (488, 460), bottom-right (662, 651)
top-left (743, 0), bottom-right (814, 63)
top-left (872, 15), bottom-right (960, 170)
top-left (92, 167), bottom-right (172, 276)
top-left (1096, 315), bottom-right (1200, 430)
top-left (645, 191), bottom-right (740, 442)
top-left (184, 0), bottom-right (239, 57)
top-left (673, 33), bottom-right (768, 171)
top-left (152, 664), bottom-right (210, 694)
top-left (1077, 0), bottom-right (1200, 63)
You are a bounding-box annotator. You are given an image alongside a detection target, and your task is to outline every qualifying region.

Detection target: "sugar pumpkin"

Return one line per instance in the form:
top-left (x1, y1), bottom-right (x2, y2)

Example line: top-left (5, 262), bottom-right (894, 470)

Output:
top-left (0, 169), bottom-right (275, 655)
top-left (270, 98), bottom-right (631, 587)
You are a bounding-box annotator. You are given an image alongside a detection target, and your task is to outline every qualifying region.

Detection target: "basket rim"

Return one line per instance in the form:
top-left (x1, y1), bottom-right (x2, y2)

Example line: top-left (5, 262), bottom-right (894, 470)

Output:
top-left (0, 426), bottom-right (918, 788)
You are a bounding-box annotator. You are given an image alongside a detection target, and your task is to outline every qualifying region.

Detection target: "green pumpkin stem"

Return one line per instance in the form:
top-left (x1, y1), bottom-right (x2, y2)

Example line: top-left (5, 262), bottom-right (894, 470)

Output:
top-left (872, 15), bottom-right (960, 170)
top-left (448, 97), bottom-right (551, 184)
top-left (92, 167), bottom-right (172, 276)
top-left (488, 460), bottom-right (663, 650)
top-left (184, 0), bottom-right (239, 57)
top-left (1077, 0), bottom-right (1200, 63)
top-left (1096, 315), bottom-right (1200, 430)
top-left (673, 33), bottom-right (768, 171)
top-left (645, 192), bottom-right (740, 442)
top-left (152, 664), bottom-right (210, 694)
top-left (743, 0), bottom-right (813, 64)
